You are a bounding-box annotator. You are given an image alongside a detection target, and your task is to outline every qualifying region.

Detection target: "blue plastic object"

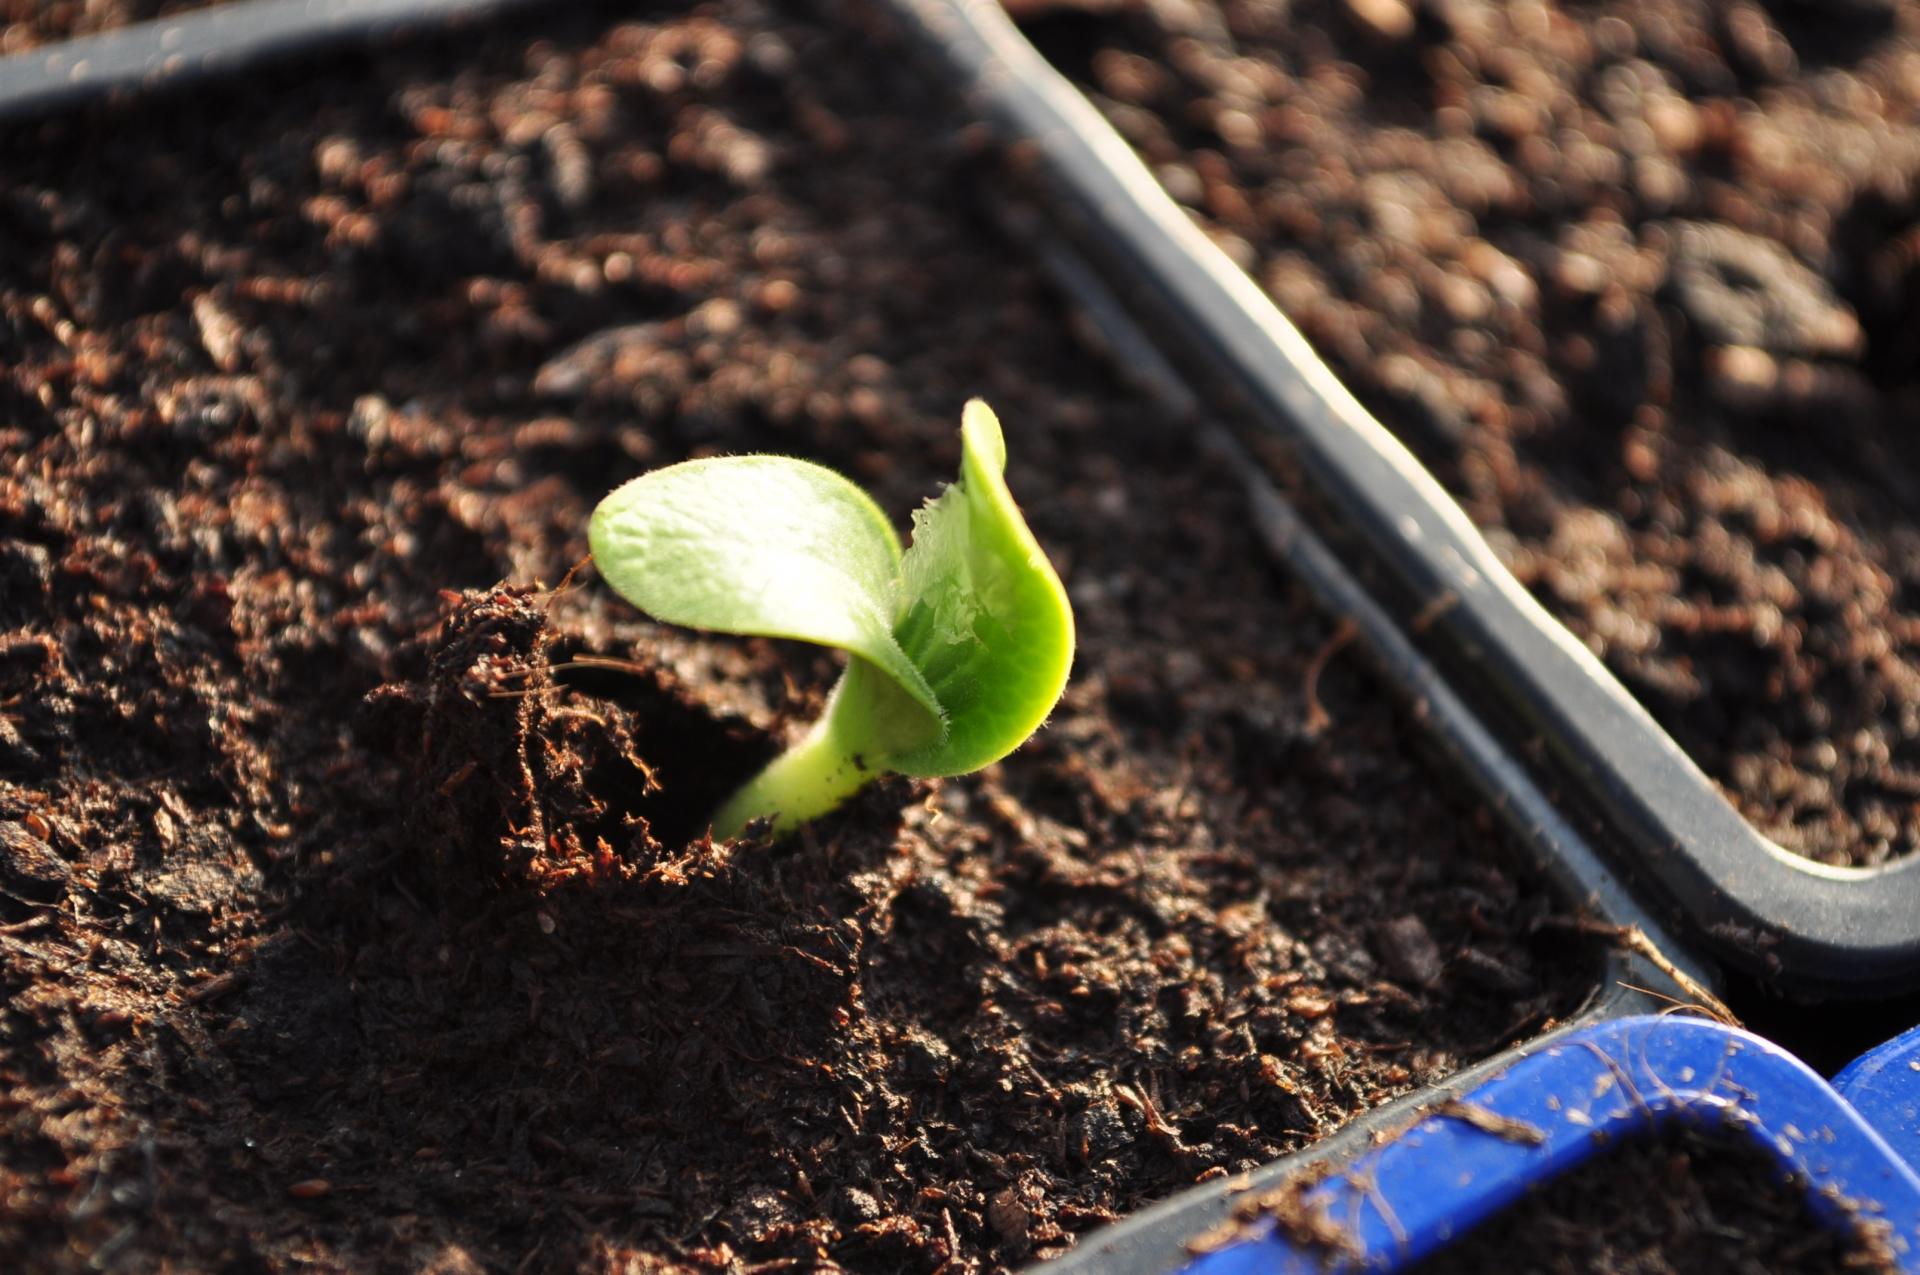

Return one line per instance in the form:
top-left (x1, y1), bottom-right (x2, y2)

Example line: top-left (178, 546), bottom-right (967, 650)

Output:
top-left (1837, 1022), bottom-right (1920, 1173)
top-left (1180, 1015), bottom-right (1920, 1274)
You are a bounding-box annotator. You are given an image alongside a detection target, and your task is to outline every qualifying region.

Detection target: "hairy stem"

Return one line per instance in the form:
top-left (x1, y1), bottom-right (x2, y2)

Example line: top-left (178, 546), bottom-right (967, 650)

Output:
top-left (711, 676), bottom-right (876, 840)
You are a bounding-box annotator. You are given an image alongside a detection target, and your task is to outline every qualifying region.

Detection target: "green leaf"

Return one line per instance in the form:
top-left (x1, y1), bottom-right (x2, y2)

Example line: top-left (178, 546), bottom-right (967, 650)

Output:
top-left (589, 401), bottom-right (1073, 838)
top-left (588, 455), bottom-right (944, 736)
top-left (886, 400), bottom-right (1074, 777)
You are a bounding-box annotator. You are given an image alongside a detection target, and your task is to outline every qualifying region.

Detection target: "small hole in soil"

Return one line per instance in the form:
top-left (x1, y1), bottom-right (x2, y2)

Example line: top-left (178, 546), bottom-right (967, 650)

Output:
top-left (355, 589), bottom-right (778, 888)
top-left (547, 643), bottom-right (777, 849)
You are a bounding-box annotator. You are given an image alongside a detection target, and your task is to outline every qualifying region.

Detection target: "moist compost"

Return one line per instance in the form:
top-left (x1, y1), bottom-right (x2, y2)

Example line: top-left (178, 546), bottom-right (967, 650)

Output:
top-left (0, 2), bottom-right (1597, 1270)
top-left (1015, 0), bottom-right (1920, 866)
top-left (1408, 1120), bottom-right (1900, 1274)
top-left (0, 0), bottom-right (224, 53)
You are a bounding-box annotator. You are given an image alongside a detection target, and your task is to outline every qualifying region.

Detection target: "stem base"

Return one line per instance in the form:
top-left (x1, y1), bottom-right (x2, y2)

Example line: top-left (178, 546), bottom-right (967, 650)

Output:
top-left (711, 683), bottom-right (874, 839)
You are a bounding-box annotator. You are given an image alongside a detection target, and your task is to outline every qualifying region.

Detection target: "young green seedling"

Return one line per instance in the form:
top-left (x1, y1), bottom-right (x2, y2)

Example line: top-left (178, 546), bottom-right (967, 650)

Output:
top-left (589, 400), bottom-right (1073, 839)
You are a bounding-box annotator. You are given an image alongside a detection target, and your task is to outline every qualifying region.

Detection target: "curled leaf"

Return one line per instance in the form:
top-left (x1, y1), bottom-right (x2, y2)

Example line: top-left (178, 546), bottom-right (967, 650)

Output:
top-left (890, 401), bottom-right (1073, 777)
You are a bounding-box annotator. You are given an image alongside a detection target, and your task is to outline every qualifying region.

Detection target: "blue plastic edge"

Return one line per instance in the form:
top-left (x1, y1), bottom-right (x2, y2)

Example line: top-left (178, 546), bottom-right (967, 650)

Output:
top-left (1837, 1023), bottom-right (1920, 1176)
top-left (1179, 1015), bottom-right (1920, 1274)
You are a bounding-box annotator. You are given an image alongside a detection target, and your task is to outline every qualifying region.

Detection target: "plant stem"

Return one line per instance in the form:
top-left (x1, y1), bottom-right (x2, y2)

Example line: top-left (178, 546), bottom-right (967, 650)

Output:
top-left (711, 679), bottom-right (875, 840)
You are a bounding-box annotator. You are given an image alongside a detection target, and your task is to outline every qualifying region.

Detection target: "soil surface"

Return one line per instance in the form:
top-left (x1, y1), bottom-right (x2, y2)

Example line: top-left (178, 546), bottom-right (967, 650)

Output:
top-left (1016, 0), bottom-right (1920, 866)
top-left (0, 0), bottom-right (223, 54)
top-left (1408, 1120), bottom-right (1900, 1274)
top-left (0, 2), bottom-right (1598, 1271)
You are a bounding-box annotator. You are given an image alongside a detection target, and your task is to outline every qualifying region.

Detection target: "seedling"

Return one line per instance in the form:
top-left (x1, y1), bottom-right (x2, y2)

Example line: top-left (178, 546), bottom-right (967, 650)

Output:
top-left (589, 401), bottom-right (1073, 839)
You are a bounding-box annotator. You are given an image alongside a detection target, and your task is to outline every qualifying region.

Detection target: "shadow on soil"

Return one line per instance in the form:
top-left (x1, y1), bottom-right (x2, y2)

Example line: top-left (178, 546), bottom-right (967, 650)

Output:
top-left (141, 589), bottom-right (912, 1267)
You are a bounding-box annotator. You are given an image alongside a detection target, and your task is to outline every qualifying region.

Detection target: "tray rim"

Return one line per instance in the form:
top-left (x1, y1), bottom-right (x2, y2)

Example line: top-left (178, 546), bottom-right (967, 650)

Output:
top-left (0, 0), bottom-right (550, 122)
top-left (1177, 1013), bottom-right (1920, 1275)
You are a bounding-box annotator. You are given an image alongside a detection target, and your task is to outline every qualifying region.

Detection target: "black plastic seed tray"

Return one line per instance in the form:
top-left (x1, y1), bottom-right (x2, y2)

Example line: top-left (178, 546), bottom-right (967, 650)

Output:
top-left (881, 0), bottom-right (1920, 999)
top-left (0, 2), bottom-right (1718, 1272)
top-left (0, 0), bottom-right (543, 122)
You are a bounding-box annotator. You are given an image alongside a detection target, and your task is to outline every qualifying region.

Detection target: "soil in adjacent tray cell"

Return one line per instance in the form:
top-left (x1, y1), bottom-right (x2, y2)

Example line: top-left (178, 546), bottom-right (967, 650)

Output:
top-left (1404, 1120), bottom-right (1900, 1274)
top-left (0, 0), bottom-right (224, 53)
top-left (1013, 0), bottom-right (1920, 866)
top-left (0, 2), bottom-right (1601, 1271)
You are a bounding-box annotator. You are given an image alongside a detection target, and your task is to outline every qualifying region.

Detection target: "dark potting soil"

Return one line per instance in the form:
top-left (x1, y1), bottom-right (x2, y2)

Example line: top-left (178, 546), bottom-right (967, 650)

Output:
top-left (0, 0), bottom-right (224, 54)
top-left (0, 2), bottom-right (1600, 1270)
top-left (1406, 1120), bottom-right (1900, 1274)
top-left (1014, 0), bottom-right (1920, 866)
